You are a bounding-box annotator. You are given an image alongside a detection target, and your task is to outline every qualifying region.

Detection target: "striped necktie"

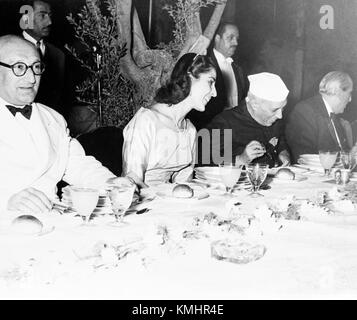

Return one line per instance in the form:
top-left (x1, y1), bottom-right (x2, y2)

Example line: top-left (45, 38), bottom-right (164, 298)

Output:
top-left (36, 41), bottom-right (43, 60)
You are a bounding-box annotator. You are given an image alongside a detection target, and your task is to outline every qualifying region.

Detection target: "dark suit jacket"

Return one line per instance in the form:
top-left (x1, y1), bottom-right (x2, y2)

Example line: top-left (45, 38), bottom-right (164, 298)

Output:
top-left (197, 100), bottom-right (288, 167)
top-left (35, 42), bottom-right (74, 118)
top-left (187, 49), bottom-right (249, 130)
top-left (286, 94), bottom-right (353, 163)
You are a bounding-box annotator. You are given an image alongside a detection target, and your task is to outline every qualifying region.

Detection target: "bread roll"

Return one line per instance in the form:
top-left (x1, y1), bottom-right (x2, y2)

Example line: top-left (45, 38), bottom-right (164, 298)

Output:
top-left (11, 215), bottom-right (43, 235)
top-left (172, 184), bottom-right (194, 198)
top-left (275, 168), bottom-right (295, 180)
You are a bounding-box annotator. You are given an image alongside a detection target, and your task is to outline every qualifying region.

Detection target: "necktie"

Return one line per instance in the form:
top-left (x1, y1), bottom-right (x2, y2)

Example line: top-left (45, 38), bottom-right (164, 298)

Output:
top-left (330, 113), bottom-right (348, 151)
top-left (6, 104), bottom-right (33, 119)
top-left (36, 41), bottom-right (43, 60)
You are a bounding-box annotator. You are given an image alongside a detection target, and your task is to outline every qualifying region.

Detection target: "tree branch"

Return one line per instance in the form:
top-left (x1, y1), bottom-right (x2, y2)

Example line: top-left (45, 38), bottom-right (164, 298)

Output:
top-left (203, 0), bottom-right (227, 40)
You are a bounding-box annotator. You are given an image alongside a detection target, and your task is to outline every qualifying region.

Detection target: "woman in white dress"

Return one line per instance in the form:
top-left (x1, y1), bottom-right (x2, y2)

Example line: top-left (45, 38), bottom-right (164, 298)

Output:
top-left (122, 53), bottom-right (217, 186)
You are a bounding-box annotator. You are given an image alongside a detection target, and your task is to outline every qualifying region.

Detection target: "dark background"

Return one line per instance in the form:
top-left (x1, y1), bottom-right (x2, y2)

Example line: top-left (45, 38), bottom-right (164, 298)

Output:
top-left (1, 0), bottom-right (356, 120)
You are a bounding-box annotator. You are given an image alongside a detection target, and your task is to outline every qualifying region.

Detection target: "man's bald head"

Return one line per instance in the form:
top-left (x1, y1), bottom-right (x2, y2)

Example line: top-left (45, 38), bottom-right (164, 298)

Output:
top-left (0, 34), bottom-right (41, 106)
top-left (0, 35), bottom-right (39, 60)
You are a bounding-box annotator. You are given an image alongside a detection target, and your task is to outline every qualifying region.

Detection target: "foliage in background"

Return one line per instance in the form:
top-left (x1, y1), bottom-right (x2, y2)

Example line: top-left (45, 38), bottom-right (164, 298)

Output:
top-left (160, 0), bottom-right (219, 57)
top-left (67, 0), bottom-right (139, 128)
top-left (66, 0), bottom-right (221, 128)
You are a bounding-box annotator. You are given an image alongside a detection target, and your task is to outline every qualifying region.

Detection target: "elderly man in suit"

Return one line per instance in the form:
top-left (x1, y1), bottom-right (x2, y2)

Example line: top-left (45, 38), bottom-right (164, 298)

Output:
top-left (20, 0), bottom-right (73, 118)
top-left (187, 22), bottom-right (249, 130)
top-left (199, 72), bottom-right (290, 167)
top-left (0, 35), bottom-right (139, 214)
top-left (286, 71), bottom-right (355, 163)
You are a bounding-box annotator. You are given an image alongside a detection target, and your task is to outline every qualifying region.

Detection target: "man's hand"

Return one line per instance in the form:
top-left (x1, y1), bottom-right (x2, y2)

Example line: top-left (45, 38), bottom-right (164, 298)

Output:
top-left (7, 188), bottom-right (52, 214)
top-left (236, 140), bottom-right (266, 165)
top-left (278, 150), bottom-right (291, 166)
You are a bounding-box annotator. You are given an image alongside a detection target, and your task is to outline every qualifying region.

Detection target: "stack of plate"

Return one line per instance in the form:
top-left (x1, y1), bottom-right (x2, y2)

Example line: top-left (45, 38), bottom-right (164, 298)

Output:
top-left (60, 186), bottom-right (114, 215)
top-left (297, 153), bottom-right (342, 172)
top-left (194, 166), bottom-right (251, 189)
top-left (297, 154), bottom-right (321, 167)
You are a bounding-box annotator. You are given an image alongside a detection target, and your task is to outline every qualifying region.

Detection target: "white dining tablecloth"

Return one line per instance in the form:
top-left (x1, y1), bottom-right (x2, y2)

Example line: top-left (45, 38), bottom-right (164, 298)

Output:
top-left (1, 168), bottom-right (357, 300)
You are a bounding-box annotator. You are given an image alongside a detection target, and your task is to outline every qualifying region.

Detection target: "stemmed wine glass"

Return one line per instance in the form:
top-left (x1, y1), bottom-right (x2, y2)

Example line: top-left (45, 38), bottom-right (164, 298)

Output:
top-left (218, 162), bottom-right (242, 196)
top-left (246, 163), bottom-right (269, 197)
top-left (319, 150), bottom-right (338, 177)
top-left (108, 184), bottom-right (136, 226)
top-left (70, 187), bottom-right (100, 225)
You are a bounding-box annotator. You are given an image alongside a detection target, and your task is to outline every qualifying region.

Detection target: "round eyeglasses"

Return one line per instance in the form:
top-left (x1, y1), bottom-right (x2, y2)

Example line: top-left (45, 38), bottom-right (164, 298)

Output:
top-left (0, 61), bottom-right (45, 77)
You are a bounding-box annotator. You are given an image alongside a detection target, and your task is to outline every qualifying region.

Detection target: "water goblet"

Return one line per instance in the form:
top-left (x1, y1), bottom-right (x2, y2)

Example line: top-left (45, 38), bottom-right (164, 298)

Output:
top-left (246, 163), bottom-right (269, 197)
top-left (319, 150), bottom-right (338, 177)
top-left (218, 162), bottom-right (242, 195)
top-left (108, 184), bottom-right (136, 226)
top-left (70, 187), bottom-right (100, 225)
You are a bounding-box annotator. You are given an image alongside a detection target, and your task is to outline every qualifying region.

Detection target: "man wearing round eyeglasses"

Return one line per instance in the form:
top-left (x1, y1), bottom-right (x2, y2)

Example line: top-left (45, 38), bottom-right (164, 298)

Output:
top-left (0, 35), bottom-right (141, 215)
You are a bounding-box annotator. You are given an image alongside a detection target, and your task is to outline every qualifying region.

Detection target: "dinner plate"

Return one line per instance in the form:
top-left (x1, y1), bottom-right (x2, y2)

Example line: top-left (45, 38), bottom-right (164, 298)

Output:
top-left (299, 154), bottom-right (319, 159)
top-left (270, 174), bottom-right (308, 184)
top-left (195, 168), bottom-right (246, 179)
top-left (194, 166), bottom-right (221, 174)
top-left (195, 171), bottom-right (221, 180)
top-left (297, 158), bottom-right (322, 165)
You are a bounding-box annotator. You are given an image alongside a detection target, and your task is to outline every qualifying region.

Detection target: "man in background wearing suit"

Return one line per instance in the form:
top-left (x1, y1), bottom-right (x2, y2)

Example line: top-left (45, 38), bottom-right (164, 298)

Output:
top-left (20, 0), bottom-right (73, 118)
top-left (188, 22), bottom-right (249, 130)
top-left (286, 71), bottom-right (355, 163)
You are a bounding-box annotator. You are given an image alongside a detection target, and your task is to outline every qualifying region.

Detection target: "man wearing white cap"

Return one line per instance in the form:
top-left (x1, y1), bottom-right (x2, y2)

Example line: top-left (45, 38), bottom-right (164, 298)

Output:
top-left (202, 72), bottom-right (290, 167)
top-left (286, 71), bottom-right (354, 163)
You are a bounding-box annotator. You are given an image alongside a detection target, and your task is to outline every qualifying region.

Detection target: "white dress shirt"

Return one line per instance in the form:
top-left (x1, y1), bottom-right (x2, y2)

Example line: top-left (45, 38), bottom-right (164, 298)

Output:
top-left (213, 48), bottom-right (238, 109)
top-left (23, 31), bottom-right (45, 57)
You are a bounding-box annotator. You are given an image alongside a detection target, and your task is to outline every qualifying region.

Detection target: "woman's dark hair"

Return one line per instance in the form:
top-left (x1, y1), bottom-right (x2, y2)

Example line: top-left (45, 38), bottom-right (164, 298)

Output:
top-left (154, 52), bottom-right (215, 105)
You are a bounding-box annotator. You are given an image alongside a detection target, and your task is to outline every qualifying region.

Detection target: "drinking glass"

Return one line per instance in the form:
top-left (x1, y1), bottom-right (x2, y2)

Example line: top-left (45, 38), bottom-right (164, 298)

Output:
top-left (340, 151), bottom-right (357, 171)
top-left (70, 187), bottom-right (100, 225)
top-left (108, 184), bottom-right (136, 226)
top-left (319, 150), bottom-right (338, 176)
top-left (246, 163), bottom-right (269, 197)
top-left (219, 163), bottom-right (242, 195)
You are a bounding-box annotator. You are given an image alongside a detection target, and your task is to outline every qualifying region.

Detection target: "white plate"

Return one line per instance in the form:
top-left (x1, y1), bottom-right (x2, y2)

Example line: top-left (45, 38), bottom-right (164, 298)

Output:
top-left (195, 166), bottom-right (221, 174)
top-left (300, 153), bottom-right (319, 159)
top-left (270, 174), bottom-right (308, 184)
top-left (195, 171), bottom-right (221, 180)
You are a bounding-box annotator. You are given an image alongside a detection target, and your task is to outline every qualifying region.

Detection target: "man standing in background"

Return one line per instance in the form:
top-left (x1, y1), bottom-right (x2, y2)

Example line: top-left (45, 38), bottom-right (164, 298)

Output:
top-left (188, 22), bottom-right (249, 130)
top-left (20, 0), bottom-right (74, 119)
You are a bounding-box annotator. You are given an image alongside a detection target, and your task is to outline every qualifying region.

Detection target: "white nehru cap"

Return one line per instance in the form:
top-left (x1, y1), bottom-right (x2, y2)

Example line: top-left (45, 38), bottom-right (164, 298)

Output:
top-left (248, 72), bottom-right (289, 102)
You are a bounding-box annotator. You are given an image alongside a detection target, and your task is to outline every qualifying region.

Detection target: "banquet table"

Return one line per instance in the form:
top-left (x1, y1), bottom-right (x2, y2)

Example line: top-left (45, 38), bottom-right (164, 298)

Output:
top-left (1, 167), bottom-right (357, 300)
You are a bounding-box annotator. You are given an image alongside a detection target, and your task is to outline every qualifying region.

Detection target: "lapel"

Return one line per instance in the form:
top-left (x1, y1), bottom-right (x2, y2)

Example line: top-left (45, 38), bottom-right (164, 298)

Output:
top-left (30, 104), bottom-right (58, 171)
top-left (340, 118), bottom-right (353, 149)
